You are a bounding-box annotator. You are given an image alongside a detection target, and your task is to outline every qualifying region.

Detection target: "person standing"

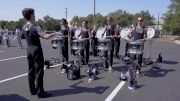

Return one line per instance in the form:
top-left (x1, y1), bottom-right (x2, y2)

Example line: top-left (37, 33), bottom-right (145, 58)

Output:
top-left (15, 27), bottom-right (23, 49)
top-left (3, 28), bottom-right (10, 47)
top-left (128, 17), bottom-right (147, 68)
top-left (59, 18), bottom-right (69, 73)
top-left (22, 8), bottom-right (55, 98)
top-left (90, 25), bottom-right (98, 56)
top-left (80, 19), bottom-right (90, 64)
top-left (114, 23), bottom-right (121, 59)
top-left (105, 17), bottom-right (115, 71)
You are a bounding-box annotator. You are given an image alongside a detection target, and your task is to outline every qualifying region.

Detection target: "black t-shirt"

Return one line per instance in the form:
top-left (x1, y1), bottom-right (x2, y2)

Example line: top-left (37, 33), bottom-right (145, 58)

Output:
top-left (133, 26), bottom-right (146, 41)
top-left (106, 25), bottom-right (115, 36)
top-left (81, 26), bottom-right (90, 38)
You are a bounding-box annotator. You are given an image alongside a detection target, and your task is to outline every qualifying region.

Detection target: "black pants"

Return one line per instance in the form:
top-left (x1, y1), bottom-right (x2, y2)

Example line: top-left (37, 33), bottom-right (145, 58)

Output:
top-left (62, 39), bottom-right (69, 62)
top-left (5, 39), bottom-right (10, 47)
top-left (17, 37), bottom-right (22, 48)
top-left (27, 47), bottom-right (44, 94)
top-left (80, 41), bottom-right (89, 64)
top-left (0, 36), bottom-right (2, 44)
top-left (105, 39), bottom-right (114, 67)
top-left (114, 38), bottom-right (120, 56)
top-left (91, 37), bottom-right (97, 56)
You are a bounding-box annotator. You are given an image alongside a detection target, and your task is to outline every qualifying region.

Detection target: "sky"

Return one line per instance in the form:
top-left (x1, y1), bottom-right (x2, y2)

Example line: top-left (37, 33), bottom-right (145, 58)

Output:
top-left (0, 0), bottom-right (170, 21)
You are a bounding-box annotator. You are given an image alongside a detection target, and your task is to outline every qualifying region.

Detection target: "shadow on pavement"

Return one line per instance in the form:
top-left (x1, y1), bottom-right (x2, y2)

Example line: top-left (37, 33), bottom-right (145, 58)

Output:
top-left (143, 68), bottom-right (175, 78)
top-left (162, 60), bottom-right (179, 65)
top-left (48, 81), bottom-right (109, 97)
top-left (0, 94), bottom-right (29, 101)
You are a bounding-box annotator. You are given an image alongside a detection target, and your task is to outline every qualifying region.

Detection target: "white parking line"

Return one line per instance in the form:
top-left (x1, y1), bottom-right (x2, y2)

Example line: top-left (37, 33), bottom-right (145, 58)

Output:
top-left (0, 51), bottom-right (5, 53)
top-left (0, 73), bottom-right (28, 83)
top-left (105, 81), bottom-right (126, 101)
top-left (0, 56), bottom-right (27, 62)
top-left (0, 63), bottom-right (62, 84)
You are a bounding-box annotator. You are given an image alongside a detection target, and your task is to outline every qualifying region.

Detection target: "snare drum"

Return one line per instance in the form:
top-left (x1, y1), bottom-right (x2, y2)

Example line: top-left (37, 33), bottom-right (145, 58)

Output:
top-left (97, 39), bottom-right (111, 51)
top-left (51, 37), bottom-right (63, 49)
top-left (127, 41), bottom-right (144, 54)
top-left (71, 39), bottom-right (84, 50)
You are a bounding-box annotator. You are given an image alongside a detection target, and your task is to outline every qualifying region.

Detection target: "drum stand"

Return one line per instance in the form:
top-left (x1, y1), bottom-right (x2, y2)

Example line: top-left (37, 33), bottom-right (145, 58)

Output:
top-left (73, 49), bottom-right (88, 66)
top-left (98, 49), bottom-right (113, 73)
top-left (143, 39), bottom-right (153, 65)
top-left (51, 40), bottom-right (69, 66)
top-left (120, 55), bottom-right (140, 89)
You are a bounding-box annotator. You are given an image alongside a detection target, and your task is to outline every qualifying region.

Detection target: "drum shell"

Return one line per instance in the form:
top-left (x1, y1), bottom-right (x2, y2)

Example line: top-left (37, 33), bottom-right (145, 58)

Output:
top-left (71, 40), bottom-right (84, 50)
top-left (127, 41), bottom-right (144, 54)
top-left (97, 39), bottom-right (111, 51)
top-left (51, 38), bottom-right (63, 49)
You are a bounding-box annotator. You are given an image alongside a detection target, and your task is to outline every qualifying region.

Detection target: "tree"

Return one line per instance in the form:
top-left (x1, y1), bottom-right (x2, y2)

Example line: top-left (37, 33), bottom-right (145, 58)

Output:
top-left (163, 0), bottom-right (180, 35)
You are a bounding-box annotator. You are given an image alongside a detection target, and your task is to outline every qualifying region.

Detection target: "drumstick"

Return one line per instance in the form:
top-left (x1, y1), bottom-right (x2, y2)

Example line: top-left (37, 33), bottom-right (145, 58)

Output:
top-left (105, 35), bottom-right (121, 38)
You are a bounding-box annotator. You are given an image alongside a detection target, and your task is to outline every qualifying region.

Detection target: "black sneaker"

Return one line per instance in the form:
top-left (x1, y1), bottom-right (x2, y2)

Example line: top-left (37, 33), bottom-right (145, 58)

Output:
top-left (31, 92), bottom-right (37, 95)
top-left (30, 89), bottom-right (37, 95)
top-left (37, 91), bottom-right (52, 98)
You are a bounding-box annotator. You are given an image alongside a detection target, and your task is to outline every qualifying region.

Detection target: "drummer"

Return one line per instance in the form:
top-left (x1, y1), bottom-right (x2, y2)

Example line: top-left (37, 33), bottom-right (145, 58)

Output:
top-left (90, 25), bottom-right (98, 56)
top-left (128, 17), bottom-right (147, 68)
top-left (60, 18), bottom-right (69, 73)
top-left (114, 23), bottom-right (121, 59)
top-left (105, 16), bottom-right (115, 70)
top-left (80, 19), bottom-right (91, 65)
top-left (69, 22), bottom-right (76, 55)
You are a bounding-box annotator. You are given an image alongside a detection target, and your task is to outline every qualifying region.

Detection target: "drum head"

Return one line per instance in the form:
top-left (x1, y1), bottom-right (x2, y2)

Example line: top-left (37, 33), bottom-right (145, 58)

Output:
top-left (147, 27), bottom-right (155, 39)
top-left (75, 27), bottom-right (82, 39)
top-left (96, 27), bottom-right (106, 39)
top-left (120, 27), bottom-right (130, 40)
top-left (54, 32), bottom-right (63, 38)
top-left (129, 41), bottom-right (144, 45)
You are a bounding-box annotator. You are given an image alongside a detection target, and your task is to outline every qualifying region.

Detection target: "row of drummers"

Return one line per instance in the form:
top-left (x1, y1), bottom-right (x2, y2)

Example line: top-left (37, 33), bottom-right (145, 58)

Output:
top-left (51, 17), bottom-right (149, 69)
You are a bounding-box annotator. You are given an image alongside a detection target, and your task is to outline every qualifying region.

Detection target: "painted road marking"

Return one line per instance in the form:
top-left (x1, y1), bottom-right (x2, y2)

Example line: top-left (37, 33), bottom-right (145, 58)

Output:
top-left (0, 56), bottom-right (27, 62)
top-left (0, 63), bottom-right (62, 84)
top-left (105, 81), bottom-right (126, 101)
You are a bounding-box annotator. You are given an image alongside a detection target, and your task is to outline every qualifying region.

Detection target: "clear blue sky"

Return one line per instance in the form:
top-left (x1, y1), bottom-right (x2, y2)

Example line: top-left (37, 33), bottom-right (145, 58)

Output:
top-left (0, 0), bottom-right (170, 21)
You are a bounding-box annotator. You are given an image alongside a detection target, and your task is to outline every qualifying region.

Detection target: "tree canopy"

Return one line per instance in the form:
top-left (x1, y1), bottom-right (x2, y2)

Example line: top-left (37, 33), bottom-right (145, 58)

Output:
top-left (163, 0), bottom-right (180, 35)
top-left (0, 9), bottom-right (154, 31)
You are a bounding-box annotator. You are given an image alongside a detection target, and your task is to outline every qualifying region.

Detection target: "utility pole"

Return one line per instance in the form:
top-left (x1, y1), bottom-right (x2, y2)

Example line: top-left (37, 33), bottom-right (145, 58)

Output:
top-left (158, 12), bottom-right (160, 30)
top-left (65, 7), bottom-right (68, 20)
top-left (93, 0), bottom-right (96, 26)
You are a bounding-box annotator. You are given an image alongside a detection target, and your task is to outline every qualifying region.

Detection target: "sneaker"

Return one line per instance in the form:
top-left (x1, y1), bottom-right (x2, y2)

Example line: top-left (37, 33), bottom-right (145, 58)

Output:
top-left (88, 78), bottom-right (93, 83)
top-left (37, 91), bottom-right (52, 98)
top-left (31, 91), bottom-right (37, 95)
top-left (136, 70), bottom-right (143, 77)
top-left (61, 69), bottom-right (66, 74)
top-left (128, 81), bottom-right (137, 90)
top-left (120, 73), bottom-right (127, 81)
top-left (128, 85), bottom-right (136, 90)
top-left (108, 66), bottom-right (113, 73)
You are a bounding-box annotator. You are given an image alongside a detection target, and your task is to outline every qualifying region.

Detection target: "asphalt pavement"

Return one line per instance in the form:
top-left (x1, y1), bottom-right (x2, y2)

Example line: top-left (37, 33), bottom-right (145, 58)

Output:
top-left (0, 37), bottom-right (180, 101)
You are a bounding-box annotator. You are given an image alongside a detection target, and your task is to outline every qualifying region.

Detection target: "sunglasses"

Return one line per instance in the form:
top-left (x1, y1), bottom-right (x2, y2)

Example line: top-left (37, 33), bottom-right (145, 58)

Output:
top-left (138, 20), bottom-right (143, 22)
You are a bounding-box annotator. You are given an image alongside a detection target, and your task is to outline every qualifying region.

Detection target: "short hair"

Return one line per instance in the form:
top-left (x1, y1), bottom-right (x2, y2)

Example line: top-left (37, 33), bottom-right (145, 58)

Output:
top-left (138, 17), bottom-right (143, 21)
top-left (107, 16), bottom-right (113, 21)
top-left (82, 19), bottom-right (88, 24)
top-left (22, 8), bottom-right (34, 20)
top-left (61, 18), bottom-right (67, 23)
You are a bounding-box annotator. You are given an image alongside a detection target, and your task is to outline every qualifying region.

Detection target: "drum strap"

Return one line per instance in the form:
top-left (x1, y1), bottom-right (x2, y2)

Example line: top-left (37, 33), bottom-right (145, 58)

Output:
top-left (102, 26), bottom-right (107, 37)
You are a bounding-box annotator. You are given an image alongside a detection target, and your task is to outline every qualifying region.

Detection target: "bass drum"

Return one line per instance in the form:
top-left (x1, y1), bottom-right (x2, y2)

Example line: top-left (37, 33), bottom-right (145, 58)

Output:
top-left (120, 27), bottom-right (131, 41)
top-left (74, 27), bottom-right (82, 40)
top-left (96, 27), bottom-right (106, 39)
top-left (147, 27), bottom-right (156, 39)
